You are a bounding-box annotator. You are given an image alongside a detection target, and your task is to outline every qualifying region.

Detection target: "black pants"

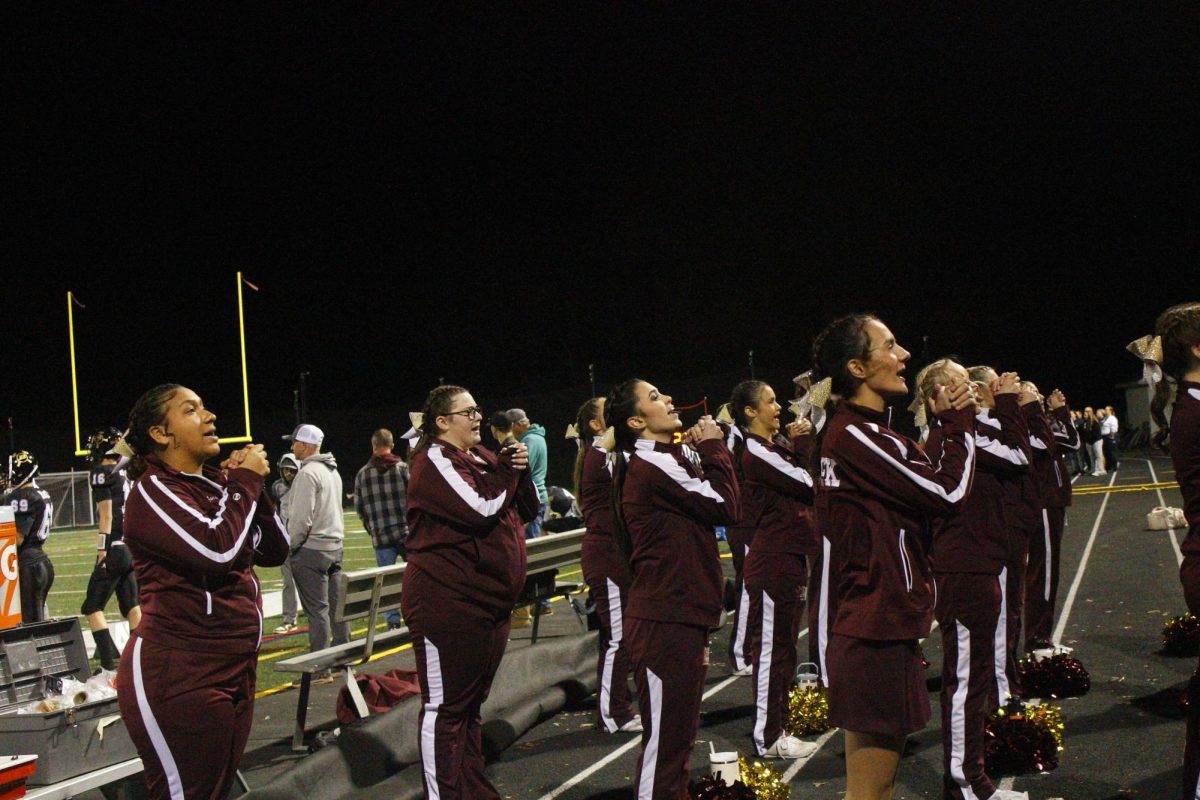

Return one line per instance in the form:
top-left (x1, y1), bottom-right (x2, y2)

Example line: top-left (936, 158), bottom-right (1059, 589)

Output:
top-left (20, 557), bottom-right (54, 623)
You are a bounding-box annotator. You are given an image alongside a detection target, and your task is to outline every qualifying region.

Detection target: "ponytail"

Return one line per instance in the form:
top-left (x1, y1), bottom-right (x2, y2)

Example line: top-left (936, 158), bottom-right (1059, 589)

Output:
top-left (572, 397), bottom-right (603, 499)
top-left (606, 379), bottom-right (643, 566)
top-left (807, 313), bottom-right (876, 483)
top-left (408, 385), bottom-right (468, 462)
top-left (725, 380), bottom-right (766, 484)
top-left (1152, 302), bottom-right (1200, 451)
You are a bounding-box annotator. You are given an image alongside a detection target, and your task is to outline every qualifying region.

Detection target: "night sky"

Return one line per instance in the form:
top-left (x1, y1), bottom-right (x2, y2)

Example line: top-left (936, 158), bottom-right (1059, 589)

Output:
top-left (4, 7), bottom-right (1196, 477)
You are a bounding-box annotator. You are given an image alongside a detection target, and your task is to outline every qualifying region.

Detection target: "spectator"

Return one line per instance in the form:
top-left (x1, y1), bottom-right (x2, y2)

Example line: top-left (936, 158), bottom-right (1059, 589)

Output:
top-left (1102, 405), bottom-right (1120, 472)
top-left (284, 423), bottom-right (349, 680)
top-left (353, 428), bottom-right (410, 630)
top-left (82, 428), bottom-right (141, 670)
top-left (2, 450), bottom-right (54, 623)
top-left (489, 411), bottom-right (517, 450)
top-left (506, 409), bottom-right (549, 538)
top-left (272, 453), bottom-right (301, 634)
top-left (1084, 407), bottom-right (1104, 475)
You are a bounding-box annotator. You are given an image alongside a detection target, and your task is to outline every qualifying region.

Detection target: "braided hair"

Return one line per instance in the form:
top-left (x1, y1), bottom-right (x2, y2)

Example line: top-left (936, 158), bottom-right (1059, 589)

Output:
top-left (408, 385), bottom-right (469, 461)
top-left (1152, 302), bottom-right (1200, 451)
top-left (125, 383), bottom-right (182, 480)
top-left (807, 313), bottom-right (876, 482)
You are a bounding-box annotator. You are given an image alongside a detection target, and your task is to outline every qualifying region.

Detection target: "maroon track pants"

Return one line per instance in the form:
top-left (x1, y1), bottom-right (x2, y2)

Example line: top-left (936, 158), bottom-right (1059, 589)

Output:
top-left (1024, 506), bottom-right (1065, 651)
top-left (589, 574), bottom-right (637, 731)
top-left (727, 531), bottom-right (754, 672)
top-left (746, 551), bottom-right (806, 755)
top-left (626, 617), bottom-right (708, 800)
top-left (116, 634), bottom-right (255, 800)
top-left (807, 537), bottom-right (833, 686)
top-left (935, 572), bottom-right (1004, 800)
top-left (1179, 556), bottom-right (1200, 799)
top-left (411, 617), bottom-right (510, 800)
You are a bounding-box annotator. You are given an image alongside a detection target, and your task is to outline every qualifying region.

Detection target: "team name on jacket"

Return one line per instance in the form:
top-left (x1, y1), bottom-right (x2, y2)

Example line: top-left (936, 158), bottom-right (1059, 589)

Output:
top-left (123, 458), bottom-right (291, 654)
top-left (622, 438), bottom-right (741, 628)
top-left (405, 441), bottom-right (538, 616)
top-left (817, 401), bottom-right (975, 641)
top-left (927, 394), bottom-right (1031, 574)
top-left (738, 432), bottom-right (816, 556)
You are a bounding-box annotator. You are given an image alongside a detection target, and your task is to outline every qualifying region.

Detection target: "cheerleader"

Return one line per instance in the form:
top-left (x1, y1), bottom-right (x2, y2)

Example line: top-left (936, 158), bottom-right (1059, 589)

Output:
top-left (1022, 382), bottom-right (1079, 654)
top-left (809, 314), bottom-right (976, 800)
top-left (574, 397), bottom-right (641, 734)
top-left (967, 365), bottom-right (1037, 700)
top-left (725, 381), bottom-right (819, 759)
top-left (607, 378), bottom-right (741, 799)
top-left (402, 385), bottom-right (539, 800)
top-left (1136, 302), bottom-right (1200, 798)
top-left (116, 385), bottom-right (291, 800)
top-left (919, 361), bottom-right (1030, 800)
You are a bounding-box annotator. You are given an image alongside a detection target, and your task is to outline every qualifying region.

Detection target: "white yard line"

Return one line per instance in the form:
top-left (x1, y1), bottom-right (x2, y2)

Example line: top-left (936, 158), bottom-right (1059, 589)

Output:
top-left (1145, 457), bottom-right (1184, 566)
top-left (1052, 471), bottom-right (1118, 645)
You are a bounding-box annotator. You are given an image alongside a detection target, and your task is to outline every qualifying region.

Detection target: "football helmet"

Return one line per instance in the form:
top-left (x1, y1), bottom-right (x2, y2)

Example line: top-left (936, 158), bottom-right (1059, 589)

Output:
top-left (88, 427), bottom-right (123, 461)
top-left (8, 451), bottom-right (38, 487)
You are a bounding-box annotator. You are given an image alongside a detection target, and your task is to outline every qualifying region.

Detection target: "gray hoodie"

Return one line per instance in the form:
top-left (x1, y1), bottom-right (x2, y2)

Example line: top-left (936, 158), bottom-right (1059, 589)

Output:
top-left (285, 452), bottom-right (345, 552)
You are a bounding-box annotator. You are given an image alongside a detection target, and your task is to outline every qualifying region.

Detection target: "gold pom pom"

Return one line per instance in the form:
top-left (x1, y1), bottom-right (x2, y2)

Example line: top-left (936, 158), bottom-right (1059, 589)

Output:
top-left (738, 757), bottom-right (791, 800)
top-left (1023, 702), bottom-right (1065, 752)
top-left (785, 685), bottom-right (830, 736)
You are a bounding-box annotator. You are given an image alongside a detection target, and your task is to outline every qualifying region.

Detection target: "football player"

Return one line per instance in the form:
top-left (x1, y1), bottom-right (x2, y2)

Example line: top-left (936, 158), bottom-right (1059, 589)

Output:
top-left (82, 428), bottom-right (141, 669)
top-left (2, 450), bottom-right (55, 622)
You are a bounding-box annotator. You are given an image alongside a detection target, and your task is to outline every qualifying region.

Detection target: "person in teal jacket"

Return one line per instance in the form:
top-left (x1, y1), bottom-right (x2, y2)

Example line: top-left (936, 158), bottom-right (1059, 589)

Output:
top-left (507, 409), bottom-right (548, 538)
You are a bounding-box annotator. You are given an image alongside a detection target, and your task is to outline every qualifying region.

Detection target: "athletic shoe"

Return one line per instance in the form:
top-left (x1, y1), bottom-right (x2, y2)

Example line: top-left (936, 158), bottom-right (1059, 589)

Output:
top-left (1030, 647), bottom-right (1055, 662)
top-left (619, 715), bottom-right (644, 733)
top-left (763, 735), bottom-right (817, 759)
top-left (511, 605), bottom-right (532, 629)
top-left (1051, 643), bottom-right (1074, 655)
top-left (273, 622), bottom-right (298, 634)
top-left (987, 790), bottom-right (1029, 800)
top-left (732, 664), bottom-right (754, 677)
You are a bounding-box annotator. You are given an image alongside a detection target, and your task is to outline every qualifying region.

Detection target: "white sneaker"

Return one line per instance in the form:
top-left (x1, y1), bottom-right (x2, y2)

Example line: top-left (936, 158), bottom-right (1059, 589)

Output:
top-left (763, 735), bottom-right (817, 759)
top-left (988, 790), bottom-right (1029, 800)
top-left (619, 715), bottom-right (643, 733)
top-left (1030, 648), bottom-right (1054, 662)
top-left (273, 622), bottom-right (298, 634)
top-left (1052, 643), bottom-right (1074, 656)
top-left (732, 664), bottom-right (754, 677)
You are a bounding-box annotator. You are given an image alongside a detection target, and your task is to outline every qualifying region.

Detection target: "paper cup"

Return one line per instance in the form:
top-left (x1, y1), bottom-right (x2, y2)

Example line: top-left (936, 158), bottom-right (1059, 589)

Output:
top-left (709, 750), bottom-right (740, 786)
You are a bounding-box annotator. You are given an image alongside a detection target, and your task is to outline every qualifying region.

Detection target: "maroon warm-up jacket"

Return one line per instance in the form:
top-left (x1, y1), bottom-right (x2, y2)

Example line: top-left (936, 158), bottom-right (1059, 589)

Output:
top-left (622, 438), bottom-right (741, 628)
top-left (738, 432), bottom-right (815, 556)
top-left (1174, 382), bottom-right (1200, 564)
top-left (405, 441), bottom-right (539, 619)
top-left (123, 457), bottom-right (291, 655)
top-left (817, 400), bottom-right (975, 641)
top-left (1029, 406), bottom-right (1078, 508)
top-left (580, 440), bottom-right (630, 584)
top-left (927, 394), bottom-right (1031, 575)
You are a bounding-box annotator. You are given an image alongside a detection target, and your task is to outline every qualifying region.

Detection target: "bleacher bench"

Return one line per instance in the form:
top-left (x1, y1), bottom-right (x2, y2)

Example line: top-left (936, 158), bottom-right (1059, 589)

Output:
top-left (275, 562), bottom-right (409, 751)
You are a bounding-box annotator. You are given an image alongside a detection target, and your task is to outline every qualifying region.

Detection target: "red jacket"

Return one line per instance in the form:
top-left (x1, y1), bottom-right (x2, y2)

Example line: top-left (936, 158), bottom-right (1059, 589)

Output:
top-left (579, 440), bottom-right (630, 586)
top-left (817, 401), bottom-right (975, 640)
top-left (738, 432), bottom-right (815, 556)
top-left (123, 457), bottom-right (291, 655)
top-left (404, 441), bottom-right (538, 619)
top-left (622, 438), bottom-right (741, 627)
top-left (927, 394), bottom-right (1030, 575)
top-left (1174, 382), bottom-right (1200, 560)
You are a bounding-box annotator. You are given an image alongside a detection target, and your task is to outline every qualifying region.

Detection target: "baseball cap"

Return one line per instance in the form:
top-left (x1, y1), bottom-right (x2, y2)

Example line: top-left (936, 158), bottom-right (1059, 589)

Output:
top-left (283, 424), bottom-right (324, 446)
top-left (505, 408), bottom-right (528, 424)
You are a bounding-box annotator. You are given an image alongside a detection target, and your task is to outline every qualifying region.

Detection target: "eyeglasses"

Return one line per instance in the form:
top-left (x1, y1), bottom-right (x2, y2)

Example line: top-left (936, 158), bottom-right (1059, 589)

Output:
top-left (444, 406), bottom-right (483, 419)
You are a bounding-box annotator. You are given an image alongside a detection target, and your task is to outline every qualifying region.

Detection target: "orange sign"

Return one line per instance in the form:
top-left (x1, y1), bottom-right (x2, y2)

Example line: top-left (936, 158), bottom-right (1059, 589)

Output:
top-left (0, 506), bottom-right (21, 631)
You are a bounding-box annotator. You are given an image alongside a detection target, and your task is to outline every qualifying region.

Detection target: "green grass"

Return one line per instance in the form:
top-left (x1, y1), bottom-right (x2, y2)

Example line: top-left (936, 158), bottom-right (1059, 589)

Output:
top-left (44, 511), bottom-right (390, 692)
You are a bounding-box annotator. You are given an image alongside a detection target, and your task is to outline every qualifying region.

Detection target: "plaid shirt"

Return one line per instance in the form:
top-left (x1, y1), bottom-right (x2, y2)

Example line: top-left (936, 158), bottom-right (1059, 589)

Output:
top-left (353, 458), bottom-right (410, 550)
